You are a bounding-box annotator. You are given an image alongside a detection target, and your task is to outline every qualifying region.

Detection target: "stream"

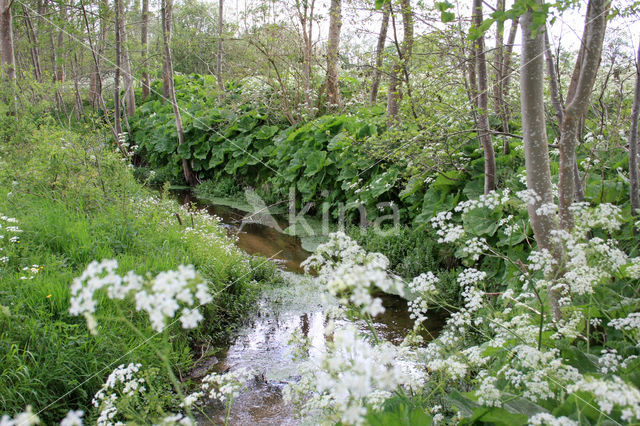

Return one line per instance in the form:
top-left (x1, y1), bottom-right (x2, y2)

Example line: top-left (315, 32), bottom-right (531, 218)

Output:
top-left (179, 193), bottom-right (445, 425)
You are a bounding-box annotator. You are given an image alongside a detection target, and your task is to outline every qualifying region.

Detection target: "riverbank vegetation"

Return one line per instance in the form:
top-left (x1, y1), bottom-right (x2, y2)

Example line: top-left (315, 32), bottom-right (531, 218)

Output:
top-left (1, 0), bottom-right (640, 424)
top-left (0, 110), bottom-right (278, 423)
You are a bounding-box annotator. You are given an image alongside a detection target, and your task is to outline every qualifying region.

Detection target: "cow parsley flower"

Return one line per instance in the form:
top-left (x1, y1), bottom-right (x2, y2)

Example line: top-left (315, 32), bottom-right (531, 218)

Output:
top-left (69, 261), bottom-right (211, 332)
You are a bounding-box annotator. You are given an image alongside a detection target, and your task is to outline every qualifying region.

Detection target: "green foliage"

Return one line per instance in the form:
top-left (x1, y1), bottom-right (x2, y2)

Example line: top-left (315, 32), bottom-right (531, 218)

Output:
top-left (0, 112), bottom-right (277, 422)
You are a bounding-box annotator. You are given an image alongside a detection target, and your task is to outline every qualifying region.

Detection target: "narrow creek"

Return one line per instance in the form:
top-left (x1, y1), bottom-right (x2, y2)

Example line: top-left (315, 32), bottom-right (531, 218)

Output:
top-left (178, 192), bottom-right (446, 425)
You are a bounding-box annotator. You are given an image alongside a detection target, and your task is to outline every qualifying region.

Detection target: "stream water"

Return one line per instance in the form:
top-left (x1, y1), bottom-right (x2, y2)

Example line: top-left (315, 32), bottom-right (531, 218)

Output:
top-left (179, 193), bottom-right (445, 425)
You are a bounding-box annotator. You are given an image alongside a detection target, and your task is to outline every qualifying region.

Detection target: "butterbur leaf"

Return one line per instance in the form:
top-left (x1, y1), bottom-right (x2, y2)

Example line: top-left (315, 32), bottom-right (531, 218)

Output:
top-left (305, 150), bottom-right (327, 177)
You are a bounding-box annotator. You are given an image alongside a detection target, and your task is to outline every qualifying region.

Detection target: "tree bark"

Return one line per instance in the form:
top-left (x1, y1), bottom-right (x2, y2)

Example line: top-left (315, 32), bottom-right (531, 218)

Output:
top-left (520, 3), bottom-right (561, 320)
top-left (114, 0), bottom-right (123, 136)
top-left (162, 0), bottom-right (197, 186)
top-left (500, 15), bottom-right (519, 154)
top-left (370, 7), bottom-right (389, 105)
top-left (544, 25), bottom-right (586, 204)
top-left (558, 0), bottom-right (608, 230)
top-left (325, 0), bottom-right (342, 109)
top-left (0, 0), bottom-right (16, 82)
top-left (295, 0), bottom-right (315, 112)
top-left (117, 0), bottom-right (136, 116)
top-left (162, 0), bottom-right (173, 100)
top-left (629, 38), bottom-right (640, 232)
top-left (472, 0), bottom-right (496, 194)
top-left (22, 4), bottom-right (42, 82)
top-left (386, 0), bottom-right (413, 122)
top-left (141, 0), bottom-right (150, 99)
top-left (492, 0), bottom-right (505, 116)
top-left (544, 27), bottom-right (563, 129)
top-left (56, 3), bottom-right (65, 82)
top-left (217, 0), bottom-right (224, 92)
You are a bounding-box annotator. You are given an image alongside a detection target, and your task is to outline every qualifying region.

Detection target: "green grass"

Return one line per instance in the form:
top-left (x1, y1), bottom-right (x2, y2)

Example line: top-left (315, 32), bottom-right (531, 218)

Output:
top-left (0, 116), bottom-right (279, 422)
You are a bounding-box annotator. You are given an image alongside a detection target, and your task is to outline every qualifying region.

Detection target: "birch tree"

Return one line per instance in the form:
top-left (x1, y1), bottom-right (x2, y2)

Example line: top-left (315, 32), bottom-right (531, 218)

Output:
top-left (325, 0), bottom-right (342, 109)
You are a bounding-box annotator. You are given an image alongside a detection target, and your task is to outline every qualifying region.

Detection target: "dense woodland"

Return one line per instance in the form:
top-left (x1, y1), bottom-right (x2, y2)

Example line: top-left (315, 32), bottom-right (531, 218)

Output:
top-left (1, 0), bottom-right (640, 424)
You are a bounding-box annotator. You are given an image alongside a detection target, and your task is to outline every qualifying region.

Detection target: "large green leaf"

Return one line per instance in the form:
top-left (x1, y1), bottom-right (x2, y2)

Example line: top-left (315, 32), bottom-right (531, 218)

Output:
top-left (304, 150), bottom-right (327, 177)
top-left (462, 207), bottom-right (502, 236)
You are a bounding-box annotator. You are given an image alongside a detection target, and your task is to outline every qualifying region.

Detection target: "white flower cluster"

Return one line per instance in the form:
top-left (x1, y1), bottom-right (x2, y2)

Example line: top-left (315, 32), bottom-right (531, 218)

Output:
top-left (184, 367), bottom-right (254, 405)
top-left (284, 325), bottom-right (408, 425)
top-left (430, 211), bottom-right (465, 244)
top-left (59, 410), bottom-right (83, 426)
top-left (69, 260), bottom-right (211, 333)
top-left (608, 313), bottom-right (640, 331)
top-left (568, 376), bottom-right (640, 422)
top-left (407, 272), bottom-right (439, 327)
top-left (0, 406), bottom-right (39, 426)
top-left (454, 189), bottom-right (510, 213)
top-left (92, 363), bottom-right (146, 426)
top-left (497, 346), bottom-right (581, 403)
top-left (460, 237), bottom-right (489, 262)
top-left (301, 232), bottom-right (403, 317)
top-left (599, 349), bottom-right (622, 374)
top-left (528, 413), bottom-right (578, 426)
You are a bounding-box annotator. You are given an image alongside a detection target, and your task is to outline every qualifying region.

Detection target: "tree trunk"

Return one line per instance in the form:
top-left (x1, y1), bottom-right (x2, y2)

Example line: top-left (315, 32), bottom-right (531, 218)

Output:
top-left (141, 0), bottom-right (150, 99)
top-left (325, 0), bottom-right (342, 109)
top-left (162, 0), bottom-right (173, 100)
top-left (558, 0), bottom-right (608, 230)
top-left (0, 0), bottom-right (16, 81)
top-left (114, 0), bottom-right (122, 136)
top-left (72, 52), bottom-right (84, 120)
top-left (492, 0), bottom-right (504, 116)
top-left (520, 3), bottom-right (561, 320)
top-left (544, 27), bottom-right (564, 129)
top-left (117, 0), bottom-right (136, 116)
top-left (370, 7), bottom-right (389, 105)
top-left (386, 0), bottom-right (413, 122)
top-left (472, 0), bottom-right (496, 194)
top-left (162, 0), bottom-right (197, 186)
top-left (296, 0), bottom-right (315, 112)
top-left (217, 0), bottom-right (224, 92)
top-left (56, 4), bottom-right (65, 82)
top-left (80, 0), bottom-right (121, 152)
top-left (0, 0), bottom-right (16, 111)
top-left (500, 15), bottom-right (519, 154)
top-left (545, 25), bottom-right (586, 204)
top-left (629, 38), bottom-right (640, 232)
top-left (22, 4), bottom-right (42, 82)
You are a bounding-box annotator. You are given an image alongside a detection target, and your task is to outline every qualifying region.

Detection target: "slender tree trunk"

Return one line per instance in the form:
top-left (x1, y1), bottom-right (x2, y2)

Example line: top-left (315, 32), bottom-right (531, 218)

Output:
top-left (0, 0), bottom-right (16, 111)
top-left (629, 38), bottom-right (640, 232)
top-left (56, 4), bottom-right (65, 82)
top-left (492, 0), bottom-right (505, 116)
top-left (162, 0), bottom-right (173, 100)
top-left (386, 0), bottom-right (412, 122)
top-left (117, 0), bottom-right (136, 116)
top-left (217, 0), bottom-right (224, 92)
top-left (22, 4), bottom-right (42, 82)
top-left (370, 7), bottom-right (389, 105)
top-left (544, 27), bottom-right (564, 129)
top-left (296, 0), bottom-right (315, 112)
top-left (472, 0), bottom-right (496, 194)
top-left (500, 15), bottom-right (519, 154)
top-left (558, 0), bottom-right (608, 230)
top-left (72, 52), bottom-right (84, 120)
top-left (0, 0), bottom-right (16, 82)
top-left (141, 0), bottom-right (150, 99)
top-left (80, 0), bottom-right (121, 152)
top-left (520, 3), bottom-right (561, 320)
top-left (114, 0), bottom-right (122, 135)
top-left (162, 0), bottom-right (196, 185)
top-left (325, 0), bottom-right (342, 109)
